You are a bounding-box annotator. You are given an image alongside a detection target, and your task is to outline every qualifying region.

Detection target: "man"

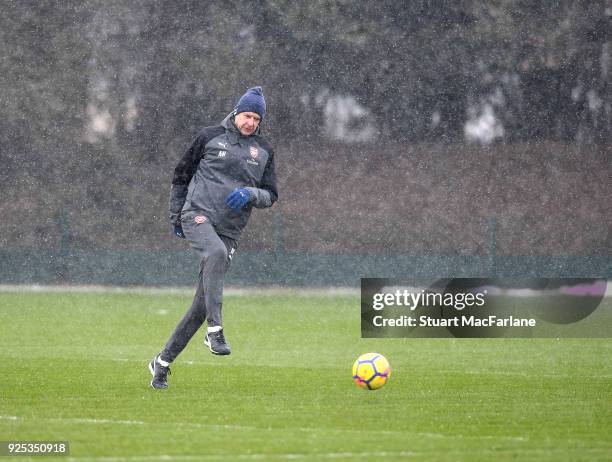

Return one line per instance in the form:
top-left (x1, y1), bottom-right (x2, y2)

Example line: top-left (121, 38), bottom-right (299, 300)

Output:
top-left (149, 87), bottom-right (278, 389)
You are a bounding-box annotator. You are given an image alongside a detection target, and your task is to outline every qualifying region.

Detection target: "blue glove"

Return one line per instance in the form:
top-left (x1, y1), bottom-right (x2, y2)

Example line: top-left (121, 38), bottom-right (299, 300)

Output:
top-left (225, 188), bottom-right (251, 211)
top-left (173, 224), bottom-right (185, 239)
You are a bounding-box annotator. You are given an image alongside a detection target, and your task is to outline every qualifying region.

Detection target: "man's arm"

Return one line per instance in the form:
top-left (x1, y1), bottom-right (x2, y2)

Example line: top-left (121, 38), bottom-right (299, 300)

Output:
top-left (168, 131), bottom-right (208, 224)
top-left (245, 148), bottom-right (278, 208)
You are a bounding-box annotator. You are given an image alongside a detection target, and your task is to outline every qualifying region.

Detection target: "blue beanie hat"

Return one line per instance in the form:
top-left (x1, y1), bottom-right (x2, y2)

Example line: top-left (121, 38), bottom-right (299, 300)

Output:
top-left (234, 86), bottom-right (266, 120)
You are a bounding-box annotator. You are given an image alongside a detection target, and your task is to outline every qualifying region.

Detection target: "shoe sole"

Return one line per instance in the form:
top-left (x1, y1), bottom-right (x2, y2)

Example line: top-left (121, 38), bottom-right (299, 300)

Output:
top-left (204, 336), bottom-right (231, 356)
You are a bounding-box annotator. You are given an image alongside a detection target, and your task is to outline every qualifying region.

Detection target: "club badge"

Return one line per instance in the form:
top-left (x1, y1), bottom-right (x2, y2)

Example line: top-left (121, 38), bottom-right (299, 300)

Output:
top-left (194, 215), bottom-right (207, 224)
top-left (249, 146), bottom-right (258, 159)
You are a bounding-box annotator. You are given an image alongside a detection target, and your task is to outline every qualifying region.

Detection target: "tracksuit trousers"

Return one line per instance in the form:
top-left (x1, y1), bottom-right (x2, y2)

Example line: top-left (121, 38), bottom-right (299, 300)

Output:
top-left (160, 211), bottom-right (237, 363)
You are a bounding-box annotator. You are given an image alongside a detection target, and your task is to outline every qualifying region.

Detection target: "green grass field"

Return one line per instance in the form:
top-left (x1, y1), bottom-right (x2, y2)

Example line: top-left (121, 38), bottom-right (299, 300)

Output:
top-left (0, 289), bottom-right (610, 461)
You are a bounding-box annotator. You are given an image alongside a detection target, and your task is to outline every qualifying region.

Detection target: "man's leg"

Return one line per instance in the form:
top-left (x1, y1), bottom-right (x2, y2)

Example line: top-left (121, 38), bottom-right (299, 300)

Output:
top-left (159, 273), bottom-right (206, 363)
top-left (203, 236), bottom-right (236, 355)
top-left (150, 254), bottom-right (209, 389)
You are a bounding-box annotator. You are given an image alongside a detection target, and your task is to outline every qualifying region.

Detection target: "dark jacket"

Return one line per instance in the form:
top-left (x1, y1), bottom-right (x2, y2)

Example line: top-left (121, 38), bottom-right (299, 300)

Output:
top-left (169, 113), bottom-right (278, 240)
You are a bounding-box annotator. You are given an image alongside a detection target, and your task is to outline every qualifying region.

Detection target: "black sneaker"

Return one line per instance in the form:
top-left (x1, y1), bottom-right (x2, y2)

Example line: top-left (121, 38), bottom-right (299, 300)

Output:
top-left (148, 355), bottom-right (171, 389)
top-left (204, 330), bottom-right (231, 355)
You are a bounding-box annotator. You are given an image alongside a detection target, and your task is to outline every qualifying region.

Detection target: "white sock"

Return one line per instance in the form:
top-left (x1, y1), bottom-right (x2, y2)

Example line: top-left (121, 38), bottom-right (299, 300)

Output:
top-left (207, 325), bottom-right (222, 333)
top-left (157, 357), bottom-right (170, 367)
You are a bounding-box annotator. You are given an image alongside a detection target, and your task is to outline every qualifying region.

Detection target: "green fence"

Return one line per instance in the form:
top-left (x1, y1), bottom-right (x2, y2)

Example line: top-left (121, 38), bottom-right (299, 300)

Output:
top-left (1, 212), bottom-right (609, 286)
top-left (0, 247), bottom-right (609, 287)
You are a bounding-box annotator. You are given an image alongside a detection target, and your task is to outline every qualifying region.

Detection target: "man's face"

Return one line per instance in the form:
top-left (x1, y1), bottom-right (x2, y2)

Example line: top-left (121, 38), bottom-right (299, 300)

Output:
top-left (234, 111), bottom-right (261, 136)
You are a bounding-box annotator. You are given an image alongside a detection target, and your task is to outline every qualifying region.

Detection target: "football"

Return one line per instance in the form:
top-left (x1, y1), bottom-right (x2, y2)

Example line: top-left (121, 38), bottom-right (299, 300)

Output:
top-left (352, 352), bottom-right (391, 390)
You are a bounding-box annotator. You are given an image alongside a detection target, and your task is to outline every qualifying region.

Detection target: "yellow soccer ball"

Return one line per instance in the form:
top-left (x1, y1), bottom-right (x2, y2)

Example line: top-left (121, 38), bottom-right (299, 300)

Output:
top-left (352, 353), bottom-right (391, 390)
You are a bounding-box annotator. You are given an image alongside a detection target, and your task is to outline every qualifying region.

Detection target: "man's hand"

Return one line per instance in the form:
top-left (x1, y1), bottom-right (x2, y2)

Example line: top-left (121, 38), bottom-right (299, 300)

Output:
top-left (225, 188), bottom-right (251, 211)
top-left (173, 223), bottom-right (185, 239)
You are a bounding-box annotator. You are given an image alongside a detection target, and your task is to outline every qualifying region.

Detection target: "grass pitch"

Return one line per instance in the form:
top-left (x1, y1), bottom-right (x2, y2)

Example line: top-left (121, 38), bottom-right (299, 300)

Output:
top-left (0, 289), bottom-right (610, 461)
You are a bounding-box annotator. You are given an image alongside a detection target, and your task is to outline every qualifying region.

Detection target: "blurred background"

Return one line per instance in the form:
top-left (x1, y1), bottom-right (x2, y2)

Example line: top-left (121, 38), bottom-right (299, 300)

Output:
top-left (0, 0), bottom-right (610, 286)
